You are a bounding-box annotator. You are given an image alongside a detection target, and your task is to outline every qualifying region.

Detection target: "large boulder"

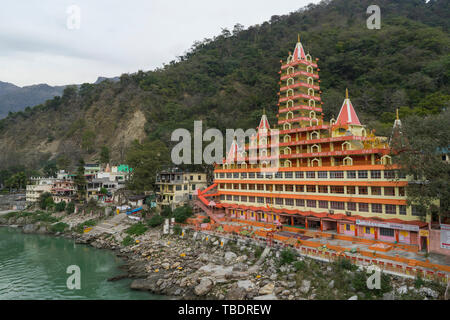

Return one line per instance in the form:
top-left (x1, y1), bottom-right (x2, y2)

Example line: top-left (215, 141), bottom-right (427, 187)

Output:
top-left (226, 287), bottom-right (246, 300)
top-left (224, 252), bottom-right (238, 265)
top-left (130, 279), bottom-right (155, 291)
top-left (419, 287), bottom-right (439, 299)
top-left (300, 280), bottom-right (311, 294)
top-left (237, 280), bottom-right (255, 291)
top-left (194, 277), bottom-right (214, 296)
top-left (23, 224), bottom-right (37, 234)
top-left (259, 282), bottom-right (275, 295)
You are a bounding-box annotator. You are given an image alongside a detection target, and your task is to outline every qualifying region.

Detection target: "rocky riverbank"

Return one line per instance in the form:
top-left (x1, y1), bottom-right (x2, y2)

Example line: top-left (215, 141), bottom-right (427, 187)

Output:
top-left (1, 211), bottom-right (447, 300)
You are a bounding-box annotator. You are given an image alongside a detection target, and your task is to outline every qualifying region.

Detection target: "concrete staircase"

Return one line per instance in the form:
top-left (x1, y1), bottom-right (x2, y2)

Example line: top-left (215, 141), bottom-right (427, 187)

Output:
top-left (194, 200), bottom-right (225, 224)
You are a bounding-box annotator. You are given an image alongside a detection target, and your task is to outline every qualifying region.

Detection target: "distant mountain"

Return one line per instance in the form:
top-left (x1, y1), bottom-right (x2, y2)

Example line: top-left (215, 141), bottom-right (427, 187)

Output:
top-left (0, 77), bottom-right (119, 118)
top-left (0, 82), bottom-right (65, 118)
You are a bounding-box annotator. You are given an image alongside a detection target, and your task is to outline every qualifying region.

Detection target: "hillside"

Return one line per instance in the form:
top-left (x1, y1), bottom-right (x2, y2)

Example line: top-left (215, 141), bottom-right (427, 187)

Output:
top-left (0, 0), bottom-right (448, 173)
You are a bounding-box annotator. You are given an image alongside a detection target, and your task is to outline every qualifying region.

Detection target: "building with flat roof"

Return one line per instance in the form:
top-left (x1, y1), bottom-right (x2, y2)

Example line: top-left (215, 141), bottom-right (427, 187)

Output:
top-left (156, 168), bottom-right (207, 210)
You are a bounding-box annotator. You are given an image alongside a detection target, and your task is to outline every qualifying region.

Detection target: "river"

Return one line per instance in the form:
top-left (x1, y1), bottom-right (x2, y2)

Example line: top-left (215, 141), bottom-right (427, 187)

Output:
top-left (0, 226), bottom-right (162, 300)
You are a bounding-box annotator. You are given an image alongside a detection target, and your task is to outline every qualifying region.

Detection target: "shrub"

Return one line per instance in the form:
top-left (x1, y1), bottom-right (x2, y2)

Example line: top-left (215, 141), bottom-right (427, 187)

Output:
top-left (74, 219), bottom-right (97, 233)
top-left (31, 211), bottom-right (59, 223)
top-left (280, 248), bottom-right (296, 265)
top-left (173, 205), bottom-right (193, 223)
top-left (173, 224), bottom-right (182, 235)
top-left (294, 260), bottom-right (307, 272)
top-left (39, 192), bottom-right (54, 210)
top-left (66, 201), bottom-right (75, 214)
top-left (202, 217), bottom-right (211, 223)
top-left (50, 222), bottom-right (69, 233)
top-left (55, 201), bottom-right (66, 212)
top-left (122, 235), bottom-right (135, 246)
top-left (415, 276), bottom-right (425, 288)
top-left (125, 222), bottom-right (148, 236)
top-left (254, 246), bottom-right (264, 259)
top-left (147, 214), bottom-right (164, 228)
top-left (161, 206), bottom-right (172, 217)
top-left (334, 257), bottom-right (357, 272)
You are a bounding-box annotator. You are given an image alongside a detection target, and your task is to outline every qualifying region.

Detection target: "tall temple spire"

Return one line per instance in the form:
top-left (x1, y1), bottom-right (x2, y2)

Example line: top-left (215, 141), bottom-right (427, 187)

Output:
top-left (390, 108), bottom-right (404, 148)
top-left (258, 111), bottom-right (270, 131)
top-left (293, 34), bottom-right (306, 61)
top-left (336, 89), bottom-right (361, 126)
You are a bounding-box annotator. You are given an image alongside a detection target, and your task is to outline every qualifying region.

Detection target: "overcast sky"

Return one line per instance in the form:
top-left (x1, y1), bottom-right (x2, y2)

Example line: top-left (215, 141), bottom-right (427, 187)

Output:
top-left (0, 0), bottom-right (320, 87)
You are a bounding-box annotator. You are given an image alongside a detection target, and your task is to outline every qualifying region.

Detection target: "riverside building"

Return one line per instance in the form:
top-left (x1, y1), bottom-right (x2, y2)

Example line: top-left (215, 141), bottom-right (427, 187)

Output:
top-left (210, 36), bottom-right (431, 251)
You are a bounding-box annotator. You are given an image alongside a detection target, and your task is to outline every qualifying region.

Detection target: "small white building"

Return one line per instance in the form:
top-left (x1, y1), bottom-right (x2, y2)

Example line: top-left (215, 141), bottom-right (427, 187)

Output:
top-left (26, 177), bottom-right (56, 203)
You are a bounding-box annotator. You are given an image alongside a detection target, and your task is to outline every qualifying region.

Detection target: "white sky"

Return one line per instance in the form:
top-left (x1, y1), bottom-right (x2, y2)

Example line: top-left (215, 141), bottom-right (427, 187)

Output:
top-left (0, 0), bottom-right (320, 87)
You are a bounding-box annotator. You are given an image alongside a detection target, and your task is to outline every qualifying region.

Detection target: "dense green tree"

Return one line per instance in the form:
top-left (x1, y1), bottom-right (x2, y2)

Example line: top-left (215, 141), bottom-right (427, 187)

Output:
top-left (100, 146), bottom-right (110, 165)
top-left (43, 161), bottom-right (58, 177)
top-left (126, 139), bottom-right (170, 192)
top-left (39, 192), bottom-right (54, 210)
top-left (66, 201), bottom-right (75, 214)
top-left (391, 109), bottom-right (450, 221)
top-left (74, 159), bottom-right (87, 202)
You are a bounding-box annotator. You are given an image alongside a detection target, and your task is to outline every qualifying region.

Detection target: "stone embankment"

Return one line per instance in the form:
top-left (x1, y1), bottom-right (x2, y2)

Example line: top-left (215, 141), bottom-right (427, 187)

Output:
top-left (1, 211), bottom-right (447, 300)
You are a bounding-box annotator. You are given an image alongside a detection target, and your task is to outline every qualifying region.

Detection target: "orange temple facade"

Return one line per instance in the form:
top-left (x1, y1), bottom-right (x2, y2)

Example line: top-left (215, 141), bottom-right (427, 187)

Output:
top-left (209, 37), bottom-right (430, 251)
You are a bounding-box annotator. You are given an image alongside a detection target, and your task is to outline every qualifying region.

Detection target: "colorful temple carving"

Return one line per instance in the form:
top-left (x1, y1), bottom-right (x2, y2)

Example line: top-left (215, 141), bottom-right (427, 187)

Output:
top-left (206, 36), bottom-right (431, 250)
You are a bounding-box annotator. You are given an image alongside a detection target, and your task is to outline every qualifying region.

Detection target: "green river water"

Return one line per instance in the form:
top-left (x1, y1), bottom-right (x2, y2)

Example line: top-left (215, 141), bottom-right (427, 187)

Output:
top-left (0, 226), bottom-right (163, 300)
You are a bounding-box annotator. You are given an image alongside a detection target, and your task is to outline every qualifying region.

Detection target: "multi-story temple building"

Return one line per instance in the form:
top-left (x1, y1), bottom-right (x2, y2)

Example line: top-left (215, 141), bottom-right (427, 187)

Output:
top-left (209, 36), bottom-right (430, 251)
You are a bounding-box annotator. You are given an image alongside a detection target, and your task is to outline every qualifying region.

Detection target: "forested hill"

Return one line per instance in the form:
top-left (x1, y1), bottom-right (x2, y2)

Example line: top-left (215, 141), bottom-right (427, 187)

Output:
top-left (0, 0), bottom-right (449, 174)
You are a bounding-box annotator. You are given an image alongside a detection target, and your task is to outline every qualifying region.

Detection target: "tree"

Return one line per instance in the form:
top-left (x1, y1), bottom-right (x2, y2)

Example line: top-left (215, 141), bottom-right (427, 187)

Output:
top-left (43, 161), bottom-right (58, 177)
top-left (55, 201), bottom-right (66, 212)
top-left (81, 130), bottom-right (96, 153)
top-left (74, 159), bottom-right (87, 202)
top-left (56, 155), bottom-right (71, 171)
top-left (126, 139), bottom-right (170, 192)
top-left (391, 109), bottom-right (450, 221)
top-left (39, 192), bottom-right (54, 210)
top-left (66, 201), bottom-right (75, 214)
top-left (100, 146), bottom-right (110, 165)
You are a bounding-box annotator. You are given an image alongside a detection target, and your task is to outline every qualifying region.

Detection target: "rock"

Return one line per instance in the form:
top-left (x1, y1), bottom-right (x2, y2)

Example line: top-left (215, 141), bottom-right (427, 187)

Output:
top-left (259, 282), bottom-right (275, 295)
top-left (270, 274), bottom-right (277, 281)
top-left (300, 280), bottom-right (311, 294)
top-left (287, 281), bottom-right (296, 289)
top-left (348, 295), bottom-right (358, 300)
top-left (419, 287), bottom-right (438, 299)
top-left (23, 224), bottom-right (37, 234)
top-left (282, 289), bottom-right (290, 296)
top-left (254, 294), bottom-right (278, 300)
top-left (130, 279), bottom-right (154, 291)
top-left (194, 278), bottom-right (214, 296)
top-left (161, 263), bottom-right (170, 270)
top-left (397, 285), bottom-right (408, 295)
top-left (383, 292), bottom-right (395, 300)
top-left (237, 280), bottom-right (255, 291)
top-left (328, 280), bottom-right (335, 289)
top-left (226, 287), bottom-right (246, 300)
top-left (236, 255), bottom-right (248, 263)
top-left (224, 251), bottom-right (238, 265)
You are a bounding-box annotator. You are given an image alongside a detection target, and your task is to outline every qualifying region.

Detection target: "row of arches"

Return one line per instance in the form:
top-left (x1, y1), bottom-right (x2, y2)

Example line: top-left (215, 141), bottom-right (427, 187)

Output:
top-left (286, 77), bottom-right (314, 86)
top-left (286, 88), bottom-right (315, 97)
top-left (285, 99), bottom-right (317, 109)
top-left (287, 64), bottom-right (314, 75)
top-left (222, 155), bottom-right (392, 170)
